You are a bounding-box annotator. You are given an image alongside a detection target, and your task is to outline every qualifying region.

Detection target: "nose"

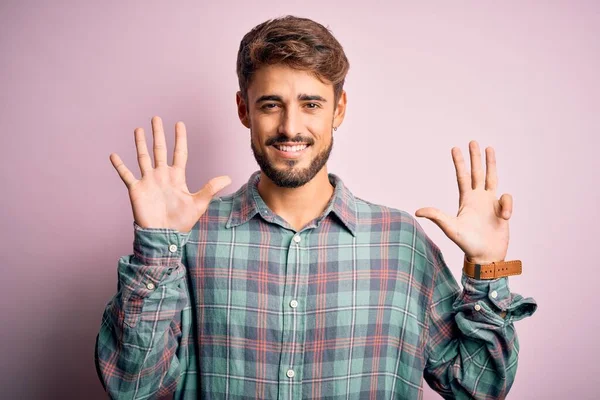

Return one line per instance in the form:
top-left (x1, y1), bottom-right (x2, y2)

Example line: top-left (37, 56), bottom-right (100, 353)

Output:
top-left (278, 107), bottom-right (301, 138)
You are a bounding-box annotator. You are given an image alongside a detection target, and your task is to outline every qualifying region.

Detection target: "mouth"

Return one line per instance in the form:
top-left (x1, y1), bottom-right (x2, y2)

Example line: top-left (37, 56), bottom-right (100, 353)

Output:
top-left (271, 143), bottom-right (311, 159)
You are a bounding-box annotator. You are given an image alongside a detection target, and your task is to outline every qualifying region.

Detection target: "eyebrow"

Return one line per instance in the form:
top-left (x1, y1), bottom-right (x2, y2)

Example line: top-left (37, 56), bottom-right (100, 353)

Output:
top-left (255, 94), bottom-right (328, 104)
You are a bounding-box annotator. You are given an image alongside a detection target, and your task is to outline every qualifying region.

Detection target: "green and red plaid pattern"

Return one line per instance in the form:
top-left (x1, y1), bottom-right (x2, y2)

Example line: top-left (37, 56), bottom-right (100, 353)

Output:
top-left (95, 170), bottom-right (537, 399)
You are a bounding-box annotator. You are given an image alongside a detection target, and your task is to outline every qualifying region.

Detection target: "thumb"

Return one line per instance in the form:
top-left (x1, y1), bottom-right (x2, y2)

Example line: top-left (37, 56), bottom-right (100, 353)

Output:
top-left (193, 175), bottom-right (232, 211)
top-left (414, 207), bottom-right (454, 238)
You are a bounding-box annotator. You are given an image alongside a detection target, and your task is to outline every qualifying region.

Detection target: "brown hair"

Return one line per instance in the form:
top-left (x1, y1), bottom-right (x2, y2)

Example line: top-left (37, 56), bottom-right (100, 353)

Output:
top-left (236, 15), bottom-right (350, 108)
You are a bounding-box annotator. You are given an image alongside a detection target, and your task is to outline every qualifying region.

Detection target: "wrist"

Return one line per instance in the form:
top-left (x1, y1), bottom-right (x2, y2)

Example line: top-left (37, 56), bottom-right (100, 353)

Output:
top-left (465, 255), bottom-right (505, 265)
top-left (463, 256), bottom-right (523, 280)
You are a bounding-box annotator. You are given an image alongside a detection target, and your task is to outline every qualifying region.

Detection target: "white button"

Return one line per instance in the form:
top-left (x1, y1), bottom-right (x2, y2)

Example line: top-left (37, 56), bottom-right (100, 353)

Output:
top-left (491, 290), bottom-right (498, 299)
top-left (169, 244), bottom-right (178, 253)
top-left (474, 304), bottom-right (481, 311)
top-left (293, 235), bottom-right (301, 243)
top-left (146, 282), bottom-right (155, 290)
top-left (286, 369), bottom-right (295, 378)
top-left (289, 300), bottom-right (298, 308)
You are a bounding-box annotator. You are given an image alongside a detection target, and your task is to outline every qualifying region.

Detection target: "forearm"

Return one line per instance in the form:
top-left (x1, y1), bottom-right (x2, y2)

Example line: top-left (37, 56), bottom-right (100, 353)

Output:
top-left (425, 254), bottom-right (537, 399)
top-left (95, 223), bottom-right (192, 399)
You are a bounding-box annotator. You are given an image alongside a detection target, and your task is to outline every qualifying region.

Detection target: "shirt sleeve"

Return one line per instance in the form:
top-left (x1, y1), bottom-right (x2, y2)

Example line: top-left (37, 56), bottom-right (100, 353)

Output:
top-left (422, 234), bottom-right (537, 399)
top-left (95, 221), bottom-right (193, 399)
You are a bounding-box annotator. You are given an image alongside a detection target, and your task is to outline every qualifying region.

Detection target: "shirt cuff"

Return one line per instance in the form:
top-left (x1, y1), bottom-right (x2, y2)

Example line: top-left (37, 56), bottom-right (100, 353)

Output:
top-left (132, 221), bottom-right (190, 266)
top-left (454, 271), bottom-right (537, 324)
top-left (119, 221), bottom-right (190, 298)
top-left (116, 222), bottom-right (191, 326)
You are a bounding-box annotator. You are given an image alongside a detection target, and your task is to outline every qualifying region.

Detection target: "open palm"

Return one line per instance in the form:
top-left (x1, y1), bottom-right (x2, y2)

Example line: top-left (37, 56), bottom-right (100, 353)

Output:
top-left (415, 141), bottom-right (512, 264)
top-left (109, 116), bottom-right (231, 234)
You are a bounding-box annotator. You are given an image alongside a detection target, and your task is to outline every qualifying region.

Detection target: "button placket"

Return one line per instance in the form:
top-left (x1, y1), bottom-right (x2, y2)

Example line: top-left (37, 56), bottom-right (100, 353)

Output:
top-left (280, 231), bottom-right (307, 396)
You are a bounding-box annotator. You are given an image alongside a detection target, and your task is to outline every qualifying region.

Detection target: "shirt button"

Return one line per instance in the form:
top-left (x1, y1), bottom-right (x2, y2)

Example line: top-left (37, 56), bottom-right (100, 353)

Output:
top-left (293, 235), bottom-right (301, 243)
top-left (491, 290), bottom-right (498, 299)
top-left (146, 282), bottom-right (155, 290)
top-left (289, 300), bottom-right (298, 308)
top-left (474, 304), bottom-right (481, 311)
top-left (286, 369), bottom-right (295, 378)
top-left (169, 244), bottom-right (178, 253)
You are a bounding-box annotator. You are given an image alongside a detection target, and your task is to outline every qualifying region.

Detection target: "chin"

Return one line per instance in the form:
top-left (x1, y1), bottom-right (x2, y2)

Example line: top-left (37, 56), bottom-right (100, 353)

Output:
top-left (263, 166), bottom-right (314, 188)
top-left (251, 136), bottom-right (333, 189)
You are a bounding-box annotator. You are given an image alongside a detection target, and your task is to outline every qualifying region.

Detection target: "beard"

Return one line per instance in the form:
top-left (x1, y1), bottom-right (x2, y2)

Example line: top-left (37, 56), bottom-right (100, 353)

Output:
top-left (250, 133), bottom-right (334, 188)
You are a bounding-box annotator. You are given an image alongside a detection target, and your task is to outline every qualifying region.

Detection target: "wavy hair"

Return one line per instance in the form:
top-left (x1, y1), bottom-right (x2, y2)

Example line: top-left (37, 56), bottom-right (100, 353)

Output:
top-left (236, 15), bottom-right (350, 107)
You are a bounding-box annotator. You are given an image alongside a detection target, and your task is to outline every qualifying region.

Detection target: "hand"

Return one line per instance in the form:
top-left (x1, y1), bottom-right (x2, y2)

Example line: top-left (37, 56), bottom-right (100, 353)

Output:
top-left (415, 140), bottom-right (512, 264)
top-left (109, 116), bottom-right (231, 234)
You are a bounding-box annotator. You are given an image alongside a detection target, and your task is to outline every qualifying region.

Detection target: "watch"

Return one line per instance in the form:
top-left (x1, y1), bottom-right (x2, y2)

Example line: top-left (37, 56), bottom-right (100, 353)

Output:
top-left (463, 256), bottom-right (522, 280)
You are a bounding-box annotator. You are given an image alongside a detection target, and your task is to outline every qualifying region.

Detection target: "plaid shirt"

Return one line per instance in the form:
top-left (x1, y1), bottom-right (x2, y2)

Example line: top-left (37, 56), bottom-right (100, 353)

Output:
top-left (95, 170), bottom-right (537, 400)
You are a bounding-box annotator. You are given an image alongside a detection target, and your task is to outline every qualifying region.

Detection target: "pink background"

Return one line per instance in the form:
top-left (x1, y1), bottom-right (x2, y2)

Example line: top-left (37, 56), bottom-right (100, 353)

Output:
top-left (1, 1), bottom-right (598, 398)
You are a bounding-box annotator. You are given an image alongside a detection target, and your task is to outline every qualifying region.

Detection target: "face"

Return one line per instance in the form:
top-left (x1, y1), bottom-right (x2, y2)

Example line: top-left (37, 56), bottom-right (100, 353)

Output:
top-left (236, 64), bottom-right (346, 188)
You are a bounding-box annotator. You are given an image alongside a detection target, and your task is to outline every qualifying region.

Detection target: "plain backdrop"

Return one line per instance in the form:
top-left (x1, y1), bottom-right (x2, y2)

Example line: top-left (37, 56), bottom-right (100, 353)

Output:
top-left (1, 1), bottom-right (598, 399)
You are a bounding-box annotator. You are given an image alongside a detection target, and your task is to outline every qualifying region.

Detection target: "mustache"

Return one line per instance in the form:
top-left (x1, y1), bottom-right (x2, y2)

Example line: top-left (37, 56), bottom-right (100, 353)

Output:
top-left (266, 136), bottom-right (314, 146)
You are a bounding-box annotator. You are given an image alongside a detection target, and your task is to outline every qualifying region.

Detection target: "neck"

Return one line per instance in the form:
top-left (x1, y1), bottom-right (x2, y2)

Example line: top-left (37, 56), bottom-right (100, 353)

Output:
top-left (257, 167), bottom-right (335, 232)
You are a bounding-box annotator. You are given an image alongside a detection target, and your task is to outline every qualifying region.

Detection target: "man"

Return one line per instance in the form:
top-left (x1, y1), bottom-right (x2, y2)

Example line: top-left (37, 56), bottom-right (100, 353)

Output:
top-left (96, 15), bottom-right (537, 399)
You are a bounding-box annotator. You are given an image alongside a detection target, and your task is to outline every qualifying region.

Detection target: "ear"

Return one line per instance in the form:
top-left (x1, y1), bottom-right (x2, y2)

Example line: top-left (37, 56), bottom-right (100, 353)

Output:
top-left (236, 91), bottom-right (251, 129)
top-left (333, 90), bottom-right (347, 130)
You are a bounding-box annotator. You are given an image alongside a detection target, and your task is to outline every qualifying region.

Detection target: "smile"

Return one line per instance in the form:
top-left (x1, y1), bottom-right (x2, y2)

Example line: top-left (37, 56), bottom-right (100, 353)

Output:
top-left (272, 144), bottom-right (310, 159)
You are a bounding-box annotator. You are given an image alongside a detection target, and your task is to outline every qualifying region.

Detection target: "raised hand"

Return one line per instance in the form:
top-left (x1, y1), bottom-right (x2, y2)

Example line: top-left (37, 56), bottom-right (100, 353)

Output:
top-left (109, 116), bottom-right (231, 234)
top-left (415, 140), bottom-right (512, 264)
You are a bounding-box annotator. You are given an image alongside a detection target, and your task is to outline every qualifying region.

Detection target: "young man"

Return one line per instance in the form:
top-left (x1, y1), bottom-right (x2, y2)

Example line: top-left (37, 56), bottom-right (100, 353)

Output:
top-left (96, 15), bottom-right (537, 399)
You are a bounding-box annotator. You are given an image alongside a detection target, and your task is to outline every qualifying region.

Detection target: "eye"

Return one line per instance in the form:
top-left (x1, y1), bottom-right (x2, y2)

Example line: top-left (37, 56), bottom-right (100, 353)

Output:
top-left (261, 103), bottom-right (280, 110)
top-left (305, 103), bottom-right (320, 109)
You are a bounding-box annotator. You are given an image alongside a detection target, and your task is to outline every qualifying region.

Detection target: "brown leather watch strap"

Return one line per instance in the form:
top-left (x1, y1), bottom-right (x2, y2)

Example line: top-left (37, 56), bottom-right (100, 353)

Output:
top-left (463, 257), bottom-right (522, 280)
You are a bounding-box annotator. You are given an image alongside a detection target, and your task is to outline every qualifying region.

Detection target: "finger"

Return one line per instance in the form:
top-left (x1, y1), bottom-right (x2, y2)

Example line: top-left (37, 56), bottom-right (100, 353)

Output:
top-left (151, 116), bottom-right (168, 167)
top-left (484, 146), bottom-right (498, 193)
top-left (469, 140), bottom-right (484, 189)
top-left (134, 127), bottom-right (152, 175)
top-left (499, 193), bottom-right (513, 220)
top-left (415, 207), bottom-right (455, 240)
top-left (452, 147), bottom-right (471, 199)
top-left (172, 121), bottom-right (188, 169)
top-left (193, 175), bottom-right (232, 211)
top-left (110, 153), bottom-right (137, 188)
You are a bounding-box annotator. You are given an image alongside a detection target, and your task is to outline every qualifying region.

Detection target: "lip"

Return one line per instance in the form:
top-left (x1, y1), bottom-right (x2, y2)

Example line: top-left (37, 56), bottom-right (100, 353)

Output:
top-left (271, 144), bottom-right (310, 159)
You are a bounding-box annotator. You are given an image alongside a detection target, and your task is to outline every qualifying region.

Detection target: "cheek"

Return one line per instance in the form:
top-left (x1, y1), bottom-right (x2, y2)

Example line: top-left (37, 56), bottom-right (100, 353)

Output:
top-left (309, 120), bottom-right (333, 142)
top-left (310, 119), bottom-right (329, 132)
top-left (310, 112), bottom-right (335, 132)
top-left (250, 117), bottom-right (278, 141)
top-left (249, 119), bottom-right (268, 138)
top-left (252, 111), bottom-right (278, 127)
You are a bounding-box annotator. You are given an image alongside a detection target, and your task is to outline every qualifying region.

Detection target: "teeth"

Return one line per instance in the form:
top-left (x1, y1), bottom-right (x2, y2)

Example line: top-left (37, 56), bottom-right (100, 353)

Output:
top-left (275, 144), bottom-right (308, 152)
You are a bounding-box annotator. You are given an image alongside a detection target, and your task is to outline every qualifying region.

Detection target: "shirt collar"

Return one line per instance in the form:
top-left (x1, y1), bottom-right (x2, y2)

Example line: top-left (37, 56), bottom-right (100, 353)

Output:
top-left (225, 170), bottom-right (358, 236)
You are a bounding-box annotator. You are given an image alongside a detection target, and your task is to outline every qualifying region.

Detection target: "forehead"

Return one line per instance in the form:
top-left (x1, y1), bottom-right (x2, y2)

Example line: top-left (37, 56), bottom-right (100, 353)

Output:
top-left (248, 64), bottom-right (333, 99)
